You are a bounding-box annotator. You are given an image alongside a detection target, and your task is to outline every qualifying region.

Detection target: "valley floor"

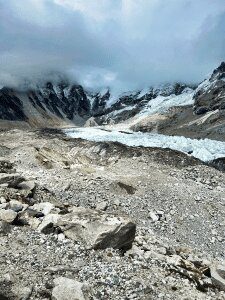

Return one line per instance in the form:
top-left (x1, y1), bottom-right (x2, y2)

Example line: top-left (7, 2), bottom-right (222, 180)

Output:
top-left (0, 128), bottom-right (225, 299)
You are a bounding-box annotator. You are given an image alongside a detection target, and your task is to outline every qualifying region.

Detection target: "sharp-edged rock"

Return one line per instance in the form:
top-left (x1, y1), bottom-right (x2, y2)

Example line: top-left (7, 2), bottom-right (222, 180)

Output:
top-left (52, 277), bottom-right (91, 300)
top-left (56, 207), bottom-right (136, 250)
top-left (211, 265), bottom-right (225, 291)
top-left (96, 201), bottom-right (108, 211)
top-left (33, 202), bottom-right (55, 216)
top-left (17, 180), bottom-right (36, 197)
top-left (0, 173), bottom-right (24, 188)
top-left (38, 213), bottom-right (60, 234)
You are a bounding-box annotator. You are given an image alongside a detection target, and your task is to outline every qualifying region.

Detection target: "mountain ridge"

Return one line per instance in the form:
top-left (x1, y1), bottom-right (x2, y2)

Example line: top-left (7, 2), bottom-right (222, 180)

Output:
top-left (0, 62), bottom-right (224, 137)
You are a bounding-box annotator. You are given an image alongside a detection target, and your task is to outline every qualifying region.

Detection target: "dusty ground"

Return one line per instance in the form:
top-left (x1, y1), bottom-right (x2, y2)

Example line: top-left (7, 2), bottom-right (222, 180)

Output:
top-left (0, 129), bottom-right (225, 299)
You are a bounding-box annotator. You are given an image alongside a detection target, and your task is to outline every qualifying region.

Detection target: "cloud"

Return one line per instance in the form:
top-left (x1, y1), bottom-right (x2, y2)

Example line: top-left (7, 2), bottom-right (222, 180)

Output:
top-left (0, 0), bottom-right (225, 91)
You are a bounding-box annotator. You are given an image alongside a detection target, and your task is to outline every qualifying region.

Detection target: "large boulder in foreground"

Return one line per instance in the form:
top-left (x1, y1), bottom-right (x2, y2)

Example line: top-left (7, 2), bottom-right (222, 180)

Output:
top-left (52, 277), bottom-right (91, 300)
top-left (57, 207), bottom-right (136, 250)
top-left (40, 207), bottom-right (136, 250)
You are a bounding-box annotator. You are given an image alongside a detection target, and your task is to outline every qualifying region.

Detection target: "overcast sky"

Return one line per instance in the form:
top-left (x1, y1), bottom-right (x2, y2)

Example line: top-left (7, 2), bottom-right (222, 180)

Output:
top-left (0, 0), bottom-right (225, 91)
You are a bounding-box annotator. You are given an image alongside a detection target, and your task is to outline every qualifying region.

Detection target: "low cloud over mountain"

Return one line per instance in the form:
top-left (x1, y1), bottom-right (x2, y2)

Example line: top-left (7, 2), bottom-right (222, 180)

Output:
top-left (0, 0), bottom-right (225, 92)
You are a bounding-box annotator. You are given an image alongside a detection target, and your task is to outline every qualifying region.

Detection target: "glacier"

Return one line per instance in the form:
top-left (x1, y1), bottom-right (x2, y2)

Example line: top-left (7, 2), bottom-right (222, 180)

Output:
top-left (65, 127), bottom-right (225, 162)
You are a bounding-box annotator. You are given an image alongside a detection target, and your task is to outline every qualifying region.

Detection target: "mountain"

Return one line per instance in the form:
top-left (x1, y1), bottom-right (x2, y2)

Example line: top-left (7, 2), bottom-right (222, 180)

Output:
top-left (0, 80), bottom-right (194, 128)
top-left (0, 62), bottom-right (225, 140)
top-left (193, 62), bottom-right (225, 114)
top-left (0, 82), bottom-right (91, 127)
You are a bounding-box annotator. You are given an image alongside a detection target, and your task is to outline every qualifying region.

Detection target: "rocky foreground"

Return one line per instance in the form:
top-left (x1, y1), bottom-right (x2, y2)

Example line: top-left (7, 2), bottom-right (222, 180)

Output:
top-left (0, 129), bottom-right (225, 299)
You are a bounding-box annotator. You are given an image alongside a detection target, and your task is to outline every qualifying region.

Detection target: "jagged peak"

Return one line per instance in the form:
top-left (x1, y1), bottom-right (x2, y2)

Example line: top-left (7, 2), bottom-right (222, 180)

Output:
top-left (213, 61), bottom-right (225, 74)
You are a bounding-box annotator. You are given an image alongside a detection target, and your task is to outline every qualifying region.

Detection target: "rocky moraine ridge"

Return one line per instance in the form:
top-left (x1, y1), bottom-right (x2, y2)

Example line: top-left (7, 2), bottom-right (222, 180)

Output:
top-left (0, 129), bottom-right (225, 299)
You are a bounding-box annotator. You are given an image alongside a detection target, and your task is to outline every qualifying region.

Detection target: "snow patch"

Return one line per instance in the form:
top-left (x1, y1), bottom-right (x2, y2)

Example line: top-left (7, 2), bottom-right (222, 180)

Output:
top-left (138, 88), bottom-right (194, 118)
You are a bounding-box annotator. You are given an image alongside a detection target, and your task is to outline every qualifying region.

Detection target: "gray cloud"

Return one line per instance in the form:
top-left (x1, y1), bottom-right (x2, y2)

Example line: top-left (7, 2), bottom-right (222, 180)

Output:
top-left (0, 0), bottom-right (225, 92)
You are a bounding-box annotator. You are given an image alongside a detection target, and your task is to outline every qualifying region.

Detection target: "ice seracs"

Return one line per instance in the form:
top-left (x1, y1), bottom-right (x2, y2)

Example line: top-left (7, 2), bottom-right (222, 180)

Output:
top-left (65, 127), bottom-right (225, 162)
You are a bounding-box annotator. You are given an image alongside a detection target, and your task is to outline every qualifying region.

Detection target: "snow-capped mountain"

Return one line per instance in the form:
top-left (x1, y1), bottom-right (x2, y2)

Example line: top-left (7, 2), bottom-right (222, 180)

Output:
top-left (0, 82), bottom-right (91, 127)
top-left (95, 83), bottom-right (195, 125)
top-left (0, 62), bottom-right (224, 136)
top-left (193, 62), bottom-right (225, 114)
top-left (0, 80), bottom-right (195, 127)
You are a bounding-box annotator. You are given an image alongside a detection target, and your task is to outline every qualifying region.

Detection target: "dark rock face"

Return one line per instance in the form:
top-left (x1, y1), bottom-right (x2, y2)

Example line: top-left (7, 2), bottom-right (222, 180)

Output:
top-left (0, 82), bottom-right (91, 125)
top-left (194, 62), bottom-right (225, 114)
top-left (0, 88), bottom-right (27, 121)
top-left (29, 82), bottom-right (91, 119)
top-left (92, 90), bottom-right (111, 116)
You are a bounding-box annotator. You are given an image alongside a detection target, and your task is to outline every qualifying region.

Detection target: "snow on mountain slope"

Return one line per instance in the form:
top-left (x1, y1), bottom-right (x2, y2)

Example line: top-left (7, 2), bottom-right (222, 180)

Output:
top-left (193, 62), bottom-right (225, 114)
top-left (95, 83), bottom-right (195, 126)
top-left (137, 87), bottom-right (194, 117)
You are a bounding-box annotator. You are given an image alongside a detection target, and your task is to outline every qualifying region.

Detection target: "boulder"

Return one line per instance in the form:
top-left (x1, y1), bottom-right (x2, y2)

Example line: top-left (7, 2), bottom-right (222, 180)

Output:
top-left (17, 209), bottom-right (42, 228)
top-left (0, 159), bottom-right (14, 173)
top-left (56, 207), bottom-right (136, 250)
top-left (0, 220), bottom-right (11, 234)
top-left (9, 200), bottom-right (24, 212)
top-left (194, 106), bottom-right (208, 115)
top-left (0, 197), bottom-right (6, 204)
top-left (17, 180), bottom-right (36, 197)
top-left (0, 173), bottom-right (24, 188)
top-left (12, 286), bottom-right (33, 300)
top-left (211, 265), bottom-right (225, 291)
top-left (33, 202), bottom-right (55, 216)
top-left (22, 208), bottom-right (44, 218)
top-left (38, 214), bottom-right (60, 234)
top-left (0, 209), bottom-right (17, 223)
top-left (52, 277), bottom-right (91, 300)
top-left (0, 203), bottom-right (9, 210)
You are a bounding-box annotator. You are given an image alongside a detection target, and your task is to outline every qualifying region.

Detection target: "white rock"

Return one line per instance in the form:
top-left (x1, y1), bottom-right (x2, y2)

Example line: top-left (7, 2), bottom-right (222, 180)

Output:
top-left (0, 209), bottom-right (17, 223)
top-left (52, 277), bottom-right (90, 300)
top-left (38, 214), bottom-right (60, 233)
top-left (149, 211), bottom-right (159, 222)
top-left (57, 233), bottom-right (66, 241)
top-left (125, 245), bottom-right (144, 258)
top-left (96, 201), bottom-right (108, 211)
top-left (113, 199), bottom-right (121, 206)
top-left (0, 197), bottom-right (6, 204)
top-left (33, 202), bottom-right (54, 216)
top-left (29, 217), bottom-right (41, 230)
top-left (0, 203), bottom-right (9, 210)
